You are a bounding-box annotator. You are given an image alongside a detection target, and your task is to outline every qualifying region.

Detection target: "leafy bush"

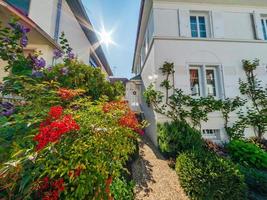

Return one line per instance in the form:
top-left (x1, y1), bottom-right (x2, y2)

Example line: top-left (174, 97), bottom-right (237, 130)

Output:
top-left (0, 21), bottom-right (141, 199)
top-left (46, 60), bottom-right (124, 101)
top-left (239, 166), bottom-right (267, 197)
top-left (110, 176), bottom-right (135, 200)
top-left (228, 140), bottom-right (267, 169)
top-left (175, 150), bottom-right (247, 200)
top-left (204, 139), bottom-right (228, 157)
top-left (157, 121), bottom-right (204, 158)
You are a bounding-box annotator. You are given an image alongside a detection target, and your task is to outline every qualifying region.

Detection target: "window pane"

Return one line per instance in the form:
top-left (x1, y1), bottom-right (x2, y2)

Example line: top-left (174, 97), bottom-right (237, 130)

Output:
top-left (6, 0), bottom-right (31, 15)
top-left (190, 16), bottom-right (198, 37)
top-left (261, 19), bottom-right (267, 40)
top-left (190, 69), bottom-right (200, 96)
top-left (198, 16), bottom-right (207, 38)
top-left (206, 69), bottom-right (216, 96)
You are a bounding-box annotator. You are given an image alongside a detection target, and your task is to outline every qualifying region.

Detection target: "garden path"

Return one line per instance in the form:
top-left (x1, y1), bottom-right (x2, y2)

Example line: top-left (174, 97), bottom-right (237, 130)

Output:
top-left (132, 137), bottom-right (188, 200)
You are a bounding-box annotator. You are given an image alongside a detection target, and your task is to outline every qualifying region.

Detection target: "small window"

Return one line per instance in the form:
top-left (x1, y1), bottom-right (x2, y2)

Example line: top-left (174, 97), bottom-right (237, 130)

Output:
top-left (202, 129), bottom-right (221, 140)
top-left (190, 14), bottom-right (208, 38)
top-left (261, 18), bottom-right (267, 40)
top-left (6, 0), bottom-right (31, 15)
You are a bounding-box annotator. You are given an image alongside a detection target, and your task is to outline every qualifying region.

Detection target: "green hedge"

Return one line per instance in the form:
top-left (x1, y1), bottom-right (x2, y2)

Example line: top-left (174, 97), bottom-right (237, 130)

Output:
top-left (239, 166), bottom-right (267, 198)
top-left (157, 121), bottom-right (204, 158)
top-left (228, 140), bottom-right (267, 169)
top-left (175, 150), bottom-right (247, 200)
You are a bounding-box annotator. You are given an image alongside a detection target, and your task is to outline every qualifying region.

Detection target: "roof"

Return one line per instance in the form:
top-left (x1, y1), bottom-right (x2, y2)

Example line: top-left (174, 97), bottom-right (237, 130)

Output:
top-left (66, 0), bottom-right (113, 76)
top-left (0, 1), bottom-right (61, 49)
top-left (130, 74), bottom-right (142, 81)
top-left (132, 0), bottom-right (145, 74)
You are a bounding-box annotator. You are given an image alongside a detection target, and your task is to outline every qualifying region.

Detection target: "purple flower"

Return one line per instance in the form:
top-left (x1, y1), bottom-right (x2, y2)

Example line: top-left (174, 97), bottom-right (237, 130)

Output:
top-left (61, 67), bottom-right (69, 76)
top-left (67, 52), bottom-right (75, 60)
top-left (9, 22), bottom-right (30, 34)
top-left (47, 65), bottom-right (53, 72)
top-left (53, 49), bottom-right (63, 59)
top-left (33, 57), bottom-right (46, 69)
top-left (2, 37), bottom-right (10, 43)
top-left (20, 36), bottom-right (28, 47)
top-left (1, 102), bottom-right (15, 117)
top-left (32, 70), bottom-right (44, 78)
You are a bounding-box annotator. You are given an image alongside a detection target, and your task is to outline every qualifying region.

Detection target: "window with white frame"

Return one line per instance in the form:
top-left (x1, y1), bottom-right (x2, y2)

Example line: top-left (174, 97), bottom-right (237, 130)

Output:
top-left (202, 129), bottom-right (221, 140)
top-left (189, 65), bottom-right (222, 97)
top-left (261, 17), bottom-right (267, 40)
top-left (190, 12), bottom-right (209, 38)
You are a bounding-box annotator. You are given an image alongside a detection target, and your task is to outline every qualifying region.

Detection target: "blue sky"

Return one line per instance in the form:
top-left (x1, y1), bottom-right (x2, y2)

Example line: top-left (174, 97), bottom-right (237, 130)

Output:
top-left (82, 0), bottom-right (141, 78)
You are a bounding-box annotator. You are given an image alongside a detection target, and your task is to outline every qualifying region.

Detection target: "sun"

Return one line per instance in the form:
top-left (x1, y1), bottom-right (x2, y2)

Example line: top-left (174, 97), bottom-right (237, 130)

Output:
top-left (99, 28), bottom-right (113, 47)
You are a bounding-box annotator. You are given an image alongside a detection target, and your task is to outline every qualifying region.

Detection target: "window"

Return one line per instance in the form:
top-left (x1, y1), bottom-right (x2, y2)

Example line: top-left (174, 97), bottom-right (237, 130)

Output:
top-left (89, 57), bottom-right (98, 68)
top-left (202, 129), bottom-right (221, 140)
top-left (189, 68), bottom-right (201, 96)
top-left (261, 17), bottom-right (267, 40)
top-left (206, 68), bottom-right (217, 96)
top-left (6, 0), bottom-right (31, 15)
top-left (189, 65), bottom-right (221, 97)
top-left (190, 15), bottom-right (207, 38)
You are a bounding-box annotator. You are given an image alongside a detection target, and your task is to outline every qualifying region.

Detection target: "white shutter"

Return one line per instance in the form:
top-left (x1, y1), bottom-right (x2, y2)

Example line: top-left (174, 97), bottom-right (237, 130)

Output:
top-left (178, 9), bottom-right (190, 37)
top-left (212, 11), bottom-right (224, 38)
top-left (253, 11), bottom-right (264, 40)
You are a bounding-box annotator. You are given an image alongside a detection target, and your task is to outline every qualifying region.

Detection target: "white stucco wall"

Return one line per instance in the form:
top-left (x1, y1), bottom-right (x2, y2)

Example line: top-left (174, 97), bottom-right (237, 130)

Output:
top-left (28, 0), bottom-right (58, 37)
top-left (136, 1), bottom-right (267, 145)
top-left (59, 0), bottom-right (91, 64)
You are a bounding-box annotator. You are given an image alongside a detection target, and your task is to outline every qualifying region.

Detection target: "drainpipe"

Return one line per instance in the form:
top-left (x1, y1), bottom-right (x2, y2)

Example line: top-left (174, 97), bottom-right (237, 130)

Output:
top-left (54, 0), bottom-right (62, 42)
top-left (53, 0), bottom-right (62, 65)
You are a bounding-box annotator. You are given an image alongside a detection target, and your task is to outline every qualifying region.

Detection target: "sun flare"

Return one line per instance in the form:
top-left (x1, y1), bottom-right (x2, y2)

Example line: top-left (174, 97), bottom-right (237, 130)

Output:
top-left (99, 28), bottom-right (114, 47)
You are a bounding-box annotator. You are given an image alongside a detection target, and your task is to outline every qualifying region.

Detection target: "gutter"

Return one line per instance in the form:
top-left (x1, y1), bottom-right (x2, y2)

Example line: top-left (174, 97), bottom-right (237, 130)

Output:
top-left (132, 0), bottom-right (145, 74)
top-left (0, 1), bottom-right (61, 49)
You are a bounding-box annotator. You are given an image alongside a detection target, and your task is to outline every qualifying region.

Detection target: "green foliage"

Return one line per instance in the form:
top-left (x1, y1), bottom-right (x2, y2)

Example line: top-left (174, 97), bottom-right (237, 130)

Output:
top-left (175, 150), bottom-right (247, 200)
top-left (144, 62), bottom-right (222, 128)
top-left (239, 59), bottom-right (267, 139)
top-left (110, 177), bottom-right (135, 200)
top-left (157, 121), bottom-right (204, 158)
top-left (46, 60), bottom-right (124, 101)
top-left (219, 97), bottom-right (246, 139)
top-left (228, 140), bottom-right (267, 169)
top-left (239, 166), bottom-right (267, 197)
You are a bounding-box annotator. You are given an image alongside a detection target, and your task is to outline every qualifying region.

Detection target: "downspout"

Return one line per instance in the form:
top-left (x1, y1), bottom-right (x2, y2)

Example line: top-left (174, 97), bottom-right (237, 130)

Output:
top-left (54, 0), bottom-right (62, 42)
top-left (53, 0), bottom-right (62, 65)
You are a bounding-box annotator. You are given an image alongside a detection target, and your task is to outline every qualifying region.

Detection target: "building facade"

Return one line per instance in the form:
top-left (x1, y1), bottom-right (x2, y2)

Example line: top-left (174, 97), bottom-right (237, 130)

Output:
top-left (1, 0), bottom-right (112, 76)
top-left (132, 0), bottom-right (267, 145)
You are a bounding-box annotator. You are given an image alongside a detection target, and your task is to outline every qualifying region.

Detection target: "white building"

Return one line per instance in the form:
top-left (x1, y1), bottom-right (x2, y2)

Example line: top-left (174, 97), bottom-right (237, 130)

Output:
top-left (132, 0), bottom-right (267, 145)
top-left (1, 0), bottom-right (112, 76)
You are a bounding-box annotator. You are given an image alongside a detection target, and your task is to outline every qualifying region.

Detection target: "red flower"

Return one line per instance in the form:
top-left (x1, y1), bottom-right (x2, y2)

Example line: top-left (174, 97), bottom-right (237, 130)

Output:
top-left (105, 176), bottom-right (113, 200)
top-left (102, 101), bottom-right (128, 113)
top-left (48, 106), bottom-right (63, 120)
top-left (37, 177), bottom-right (65, 200)
top-left (34, 107), bottom-right (80, 151)
top-left (119, 111), bottom-right (144, 135)
top-left (57, 88), bottom-right (81, 101)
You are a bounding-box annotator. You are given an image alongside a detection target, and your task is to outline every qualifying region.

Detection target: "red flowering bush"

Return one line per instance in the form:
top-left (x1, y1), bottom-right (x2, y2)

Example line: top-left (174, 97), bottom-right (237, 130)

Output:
top-left (119, 111), bottom-right (144, 135)
top-left (35, 177), bottom-right (65, 200)
top-left (102, 101), bottom-right (144, 135)
top-left (102, 100), bottom-right (129, 113)
top-left (34, 106), bottom-right (79, 150)
top-left (57, 88), bottom-right (84, 101)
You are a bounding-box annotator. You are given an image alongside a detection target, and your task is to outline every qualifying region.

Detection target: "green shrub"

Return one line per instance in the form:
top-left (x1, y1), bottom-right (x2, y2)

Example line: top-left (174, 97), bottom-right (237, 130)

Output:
top-left (46, 61), bottom-right (124, 100)
top-left (175, 150), bottom-right (247, 200)
top-left (239, 166), bottom-right (267, 197)
top-left (228, 140), bottom-right (267, 169)
top-left (110, 176), bottom-right (135, 200)
top-left (157, 121), bottom-right (204, 158)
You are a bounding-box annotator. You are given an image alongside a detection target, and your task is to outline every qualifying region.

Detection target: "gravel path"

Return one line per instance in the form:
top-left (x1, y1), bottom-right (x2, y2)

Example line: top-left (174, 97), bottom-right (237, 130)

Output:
top-left (132, 137), bottom-right (189, 200)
